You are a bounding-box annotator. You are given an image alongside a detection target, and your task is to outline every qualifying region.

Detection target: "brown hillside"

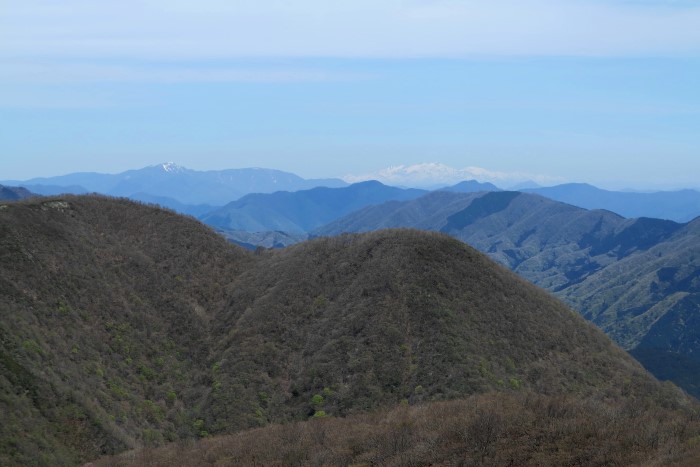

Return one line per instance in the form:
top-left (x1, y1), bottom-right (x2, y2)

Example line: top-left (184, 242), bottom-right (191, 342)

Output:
top-left (0, 196), bottom-right (692, 466)
top-left (96, 392), bottom-right (700, 467)
top-left (313, 190), bottom-right (700, 398)
top-left (0, 196), bottom-right (251, 465)
top-left (204, 229), bottom-right (684, 431)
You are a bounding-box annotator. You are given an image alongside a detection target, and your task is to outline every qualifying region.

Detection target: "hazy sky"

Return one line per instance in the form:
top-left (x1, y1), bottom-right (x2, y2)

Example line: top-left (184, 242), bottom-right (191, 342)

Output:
top-left (1, 0), bottom-right (699, 189)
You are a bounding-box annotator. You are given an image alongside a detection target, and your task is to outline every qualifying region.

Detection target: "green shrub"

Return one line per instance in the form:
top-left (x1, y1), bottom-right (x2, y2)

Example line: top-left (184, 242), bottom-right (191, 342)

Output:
top-left (311, 394), bottom-right (324, 406)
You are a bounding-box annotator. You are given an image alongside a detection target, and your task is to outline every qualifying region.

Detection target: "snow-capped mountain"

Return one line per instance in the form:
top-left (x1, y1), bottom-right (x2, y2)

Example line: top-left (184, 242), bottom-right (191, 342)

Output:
top-left (157, 162), bottom-right (187, 173)
top-left (2, 164), bottom-right (347, 206)
top-left (343, 162), bottom-right (561, 188)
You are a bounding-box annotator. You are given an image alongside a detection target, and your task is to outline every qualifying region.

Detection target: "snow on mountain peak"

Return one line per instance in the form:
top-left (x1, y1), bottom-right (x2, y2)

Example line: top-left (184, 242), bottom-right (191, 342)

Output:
top-left (157, 162), bottom-right (184, 173)
top-left (342, 162), bottom-right (562, 188)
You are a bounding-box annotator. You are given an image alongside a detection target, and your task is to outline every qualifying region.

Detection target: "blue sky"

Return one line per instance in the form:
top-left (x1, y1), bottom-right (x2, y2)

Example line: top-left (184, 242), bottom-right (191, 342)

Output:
top-left (1, 1), bottom-right (699, 189)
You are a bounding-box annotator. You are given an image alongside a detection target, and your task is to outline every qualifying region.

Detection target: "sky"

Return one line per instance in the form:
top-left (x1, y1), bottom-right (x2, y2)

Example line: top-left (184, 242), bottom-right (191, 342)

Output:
top-left (1, 0), bottom-right (699, 189)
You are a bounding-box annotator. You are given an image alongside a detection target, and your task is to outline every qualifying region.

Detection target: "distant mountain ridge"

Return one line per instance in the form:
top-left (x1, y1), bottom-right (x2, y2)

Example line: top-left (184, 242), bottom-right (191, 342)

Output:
top-left (6, 163), bottom-right (700, 221)
top-left (128, 192), bottom-right (217, 218)
top-left (215, 229), bottom-right (308, 250)
top-left (315, 190), bottom-right (700, 397)
top-left (440, 179), bottom-right (501, 193)
top-left (525, 183), bottom-right (700, 222)
top-left (2, 163), bottom-right (347, 206)
top-left (200, 180), bottom-right (426, 234)
top-left (0, 184), bottom-right (36, 201)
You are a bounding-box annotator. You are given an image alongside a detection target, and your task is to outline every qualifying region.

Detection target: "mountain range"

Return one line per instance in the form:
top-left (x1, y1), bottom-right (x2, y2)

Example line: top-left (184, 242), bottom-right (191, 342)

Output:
top-left (2, 163), bottom-right (347, 206)
top-left (4, 166), bottom-right (700, 404)
top-left (200, 180), bottom-right (426, 233)
top-left (315, 190), bottom-right (700, 397)
top-left (1, 195), bottom-right (694, 465)
top-left (6, 164), bottom-right (700, 222)
top-left (17, 164), bottom-right (693, 398)
top-left (525, 183), bottom-right (700, 222)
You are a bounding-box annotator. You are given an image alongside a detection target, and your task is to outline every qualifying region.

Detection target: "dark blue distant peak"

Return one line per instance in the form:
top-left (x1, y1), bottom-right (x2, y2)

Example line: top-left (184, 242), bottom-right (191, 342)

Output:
top-left (440, 179), bottom-right (500, 193)
top-left (350, 180), bottom-right (387, 188)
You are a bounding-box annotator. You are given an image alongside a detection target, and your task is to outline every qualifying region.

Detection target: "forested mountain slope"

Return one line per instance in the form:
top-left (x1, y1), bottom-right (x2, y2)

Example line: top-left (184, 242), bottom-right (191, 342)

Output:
top-left (0, 196), bottom-right (252, 465)
top-left (0, 195), bottom-right (691, 465)
top-left (316, 191), bottom-right (700, 397)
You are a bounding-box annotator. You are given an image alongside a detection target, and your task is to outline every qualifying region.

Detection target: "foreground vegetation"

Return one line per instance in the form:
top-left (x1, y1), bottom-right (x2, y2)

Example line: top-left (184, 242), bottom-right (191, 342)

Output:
top-left (96, 392), bottom-right (700, 466)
